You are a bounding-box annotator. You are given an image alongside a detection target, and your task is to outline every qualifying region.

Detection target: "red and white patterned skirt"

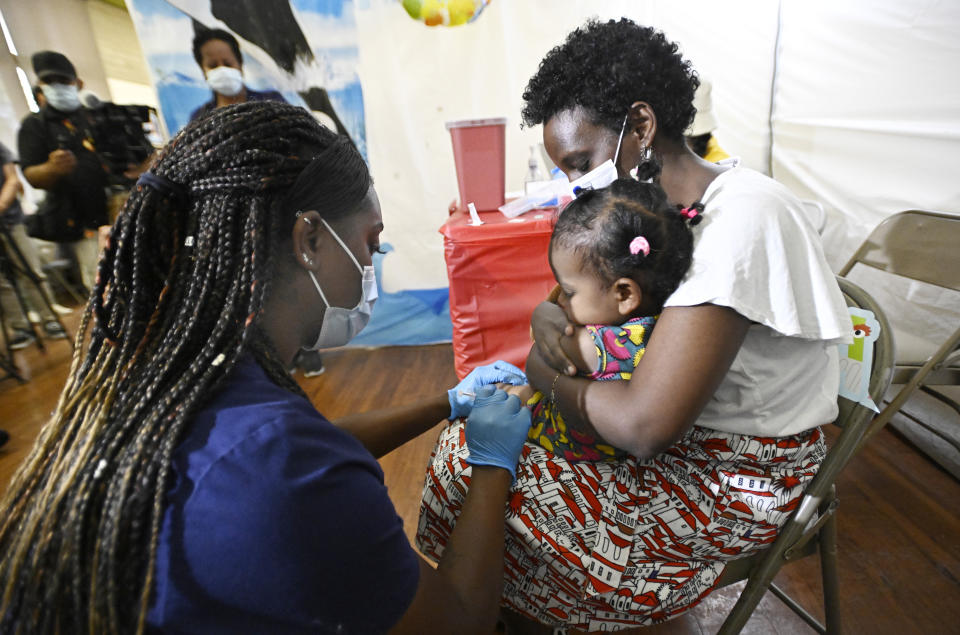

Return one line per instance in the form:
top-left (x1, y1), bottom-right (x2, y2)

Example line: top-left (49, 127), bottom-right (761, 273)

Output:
top-left (416, 420), bottom-right (825, 630)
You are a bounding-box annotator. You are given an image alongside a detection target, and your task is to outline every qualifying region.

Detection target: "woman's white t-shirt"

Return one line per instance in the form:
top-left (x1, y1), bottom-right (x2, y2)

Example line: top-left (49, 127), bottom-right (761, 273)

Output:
top-left (664, 166), bottom-right (852, 437)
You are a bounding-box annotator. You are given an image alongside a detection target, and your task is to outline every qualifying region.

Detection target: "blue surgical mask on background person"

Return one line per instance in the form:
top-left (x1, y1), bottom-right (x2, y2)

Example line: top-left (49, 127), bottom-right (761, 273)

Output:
top-left (41, 83), bottom-right (80, 112)
top-left (205, 66), bottom-right (243, 97)
top-left (305, 217), bottom-right (378, 350)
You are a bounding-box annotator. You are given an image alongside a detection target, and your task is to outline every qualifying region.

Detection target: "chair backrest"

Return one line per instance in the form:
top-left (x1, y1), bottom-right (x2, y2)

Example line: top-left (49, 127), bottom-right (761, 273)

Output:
top-left (799, 278), bottom-right (895, 503)
top-left (717, 278), bottom-right (894, 581)
top-left (716, 279), bottom-right (895, 634)
top-left (834, 277), bottom-right (896, 432)
top-left (838, 210), bottom-right (960, 292)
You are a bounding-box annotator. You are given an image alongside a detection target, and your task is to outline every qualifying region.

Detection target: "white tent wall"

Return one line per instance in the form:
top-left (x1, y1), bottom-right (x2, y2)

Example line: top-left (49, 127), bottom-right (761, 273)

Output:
top-left (771, 0), bottom-right (960, 347)
top-left (3, 1), bottom-right (949, 341)
top-left (356, 0), bottom-right (958, 344)
top-left (355, 0), bottom-right (780, 293)
top-left (642, 1), bottom-right (779, 175)
top-left (771, 0), bottom-right (960, 268)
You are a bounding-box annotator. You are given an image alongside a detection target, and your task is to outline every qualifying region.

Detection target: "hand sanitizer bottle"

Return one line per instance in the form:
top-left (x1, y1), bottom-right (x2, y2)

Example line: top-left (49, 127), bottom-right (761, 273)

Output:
top-left (524, 145), bottom-right (544, 195)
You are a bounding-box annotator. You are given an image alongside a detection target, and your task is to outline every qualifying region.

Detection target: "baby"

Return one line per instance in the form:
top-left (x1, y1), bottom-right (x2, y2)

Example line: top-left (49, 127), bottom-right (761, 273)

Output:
top-left (510, 178), bottom-right (696, 461)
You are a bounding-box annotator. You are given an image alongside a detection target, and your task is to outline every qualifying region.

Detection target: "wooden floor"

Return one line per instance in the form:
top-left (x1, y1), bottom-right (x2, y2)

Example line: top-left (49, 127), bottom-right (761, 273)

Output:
top-left (1, 317), bottom-right (959, 634)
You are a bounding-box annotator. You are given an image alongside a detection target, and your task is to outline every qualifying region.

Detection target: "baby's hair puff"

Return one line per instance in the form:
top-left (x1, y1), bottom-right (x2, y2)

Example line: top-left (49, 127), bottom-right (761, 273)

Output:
top-left (552, 179), bottom-right (694, 312)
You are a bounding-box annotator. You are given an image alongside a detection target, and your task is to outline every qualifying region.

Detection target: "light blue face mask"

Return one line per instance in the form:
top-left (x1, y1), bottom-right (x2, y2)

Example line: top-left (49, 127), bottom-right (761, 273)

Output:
top-left (41, 83), bottom-right (80, 112)
top-left (303, 216), bottom-right (378, 350)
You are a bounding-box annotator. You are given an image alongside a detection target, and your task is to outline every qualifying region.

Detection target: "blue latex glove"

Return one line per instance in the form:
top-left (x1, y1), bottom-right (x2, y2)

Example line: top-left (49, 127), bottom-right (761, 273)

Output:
top-left (465, 385), bottom-right (531, 482)
top-left (448, 360), bottom-right (527, 420)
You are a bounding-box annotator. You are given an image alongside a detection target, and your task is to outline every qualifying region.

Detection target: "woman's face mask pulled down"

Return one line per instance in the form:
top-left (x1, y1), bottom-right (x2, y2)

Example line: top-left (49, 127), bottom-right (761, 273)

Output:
top-left (298, 190), bottom-right (383, 350)
top-left (544, 108), bottom-right (622, 185)
top-left (543, 105), bottom-right (653, 187)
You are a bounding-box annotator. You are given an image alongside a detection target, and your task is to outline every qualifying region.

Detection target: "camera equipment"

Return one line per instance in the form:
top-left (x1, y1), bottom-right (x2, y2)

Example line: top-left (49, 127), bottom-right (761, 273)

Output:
top-left (87, 102), bottom-right (158, 186)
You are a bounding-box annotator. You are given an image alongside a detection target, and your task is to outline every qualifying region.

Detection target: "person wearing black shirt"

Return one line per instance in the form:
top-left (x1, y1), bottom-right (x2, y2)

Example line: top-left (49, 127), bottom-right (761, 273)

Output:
top-left (17, 51), bottom-right (108, 292)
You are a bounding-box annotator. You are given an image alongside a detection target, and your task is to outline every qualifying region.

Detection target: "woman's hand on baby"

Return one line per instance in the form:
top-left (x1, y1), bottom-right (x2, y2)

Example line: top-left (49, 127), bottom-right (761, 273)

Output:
top-left (464, 385), bottom-right (531, 482)
top-left (530, 301), bottom-right (578, 376)
top-left (448, 360), bottom-right (527, 419)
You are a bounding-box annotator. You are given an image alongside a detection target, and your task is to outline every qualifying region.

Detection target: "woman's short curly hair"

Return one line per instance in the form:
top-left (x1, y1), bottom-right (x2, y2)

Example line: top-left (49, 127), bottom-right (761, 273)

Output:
top-left (522, 18), bottom-right (700, 141)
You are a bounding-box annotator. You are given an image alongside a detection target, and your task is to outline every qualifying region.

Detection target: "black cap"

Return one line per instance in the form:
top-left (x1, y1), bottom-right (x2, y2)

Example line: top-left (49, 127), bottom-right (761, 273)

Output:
top-left (32, 51), bottom-right (77, 82)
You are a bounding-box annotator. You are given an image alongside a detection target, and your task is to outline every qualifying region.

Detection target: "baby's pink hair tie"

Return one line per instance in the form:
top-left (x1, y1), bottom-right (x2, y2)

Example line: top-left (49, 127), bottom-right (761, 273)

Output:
top-left (629, 235), bottom-right (650, 257)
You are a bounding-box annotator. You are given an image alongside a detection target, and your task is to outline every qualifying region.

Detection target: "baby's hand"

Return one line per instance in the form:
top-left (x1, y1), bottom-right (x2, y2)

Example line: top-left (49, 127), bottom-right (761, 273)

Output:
top-left (497, 382), bottom-right (536, 404)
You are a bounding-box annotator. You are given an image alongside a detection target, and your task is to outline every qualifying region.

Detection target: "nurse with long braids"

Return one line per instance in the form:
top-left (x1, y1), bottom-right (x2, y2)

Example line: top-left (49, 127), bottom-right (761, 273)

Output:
top-left (0, 101), bottom-right (531, 635)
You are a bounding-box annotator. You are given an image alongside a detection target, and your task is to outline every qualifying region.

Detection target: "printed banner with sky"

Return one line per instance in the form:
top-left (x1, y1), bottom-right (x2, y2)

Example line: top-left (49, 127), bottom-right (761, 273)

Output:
top-left (126, 0), bottom-right (367, 156)
top-left (125, 0), bottom-right (452, 347)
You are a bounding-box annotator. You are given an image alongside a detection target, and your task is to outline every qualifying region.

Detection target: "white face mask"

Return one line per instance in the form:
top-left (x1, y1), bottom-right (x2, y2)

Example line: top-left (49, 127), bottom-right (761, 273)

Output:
top-left (206, 66), bottom-right (243, 97)
top-left (41, 83), bottom-right (80, 112)
top-left (304, 217), bottom-right (378, 350)
top-left (567, 114), bottom-right (629, 196)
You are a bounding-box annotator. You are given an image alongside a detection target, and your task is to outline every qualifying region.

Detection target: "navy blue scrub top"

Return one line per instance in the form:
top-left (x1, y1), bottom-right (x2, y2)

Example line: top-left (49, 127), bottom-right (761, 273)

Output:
top-left (147, 355), bottom-right (419, 634)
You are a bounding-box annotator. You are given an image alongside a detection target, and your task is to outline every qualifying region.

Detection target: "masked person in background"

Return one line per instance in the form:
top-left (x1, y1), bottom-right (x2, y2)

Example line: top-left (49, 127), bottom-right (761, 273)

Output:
top-left (189, 28), bottom-right (286, 122)
top-left (17, 51), bottom-right (109, 293)
top-left (188, 27), bottom-right (329, 377)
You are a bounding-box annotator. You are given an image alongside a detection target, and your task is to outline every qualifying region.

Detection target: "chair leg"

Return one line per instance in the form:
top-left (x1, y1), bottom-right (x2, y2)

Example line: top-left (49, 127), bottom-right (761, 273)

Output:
top-left (769, 584), bottom-right (826, 634)
top-left (717, 565), bottom-right (780, 635)
top-left (820, 512), bottom-right (841, 634)
top-left (718, 505), bottom-right (821, 635)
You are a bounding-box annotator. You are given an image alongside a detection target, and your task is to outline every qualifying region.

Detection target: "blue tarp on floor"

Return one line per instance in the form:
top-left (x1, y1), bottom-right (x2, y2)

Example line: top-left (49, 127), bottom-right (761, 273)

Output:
top-left (348, 244), bottom-right (452, 347)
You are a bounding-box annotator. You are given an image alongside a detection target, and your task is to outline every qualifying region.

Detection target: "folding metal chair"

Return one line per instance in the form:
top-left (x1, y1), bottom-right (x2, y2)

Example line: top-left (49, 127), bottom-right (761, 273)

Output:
top-left (838, 210), bottom-right (960, 457)
top-left (715, 277), bottom-right (895, 634)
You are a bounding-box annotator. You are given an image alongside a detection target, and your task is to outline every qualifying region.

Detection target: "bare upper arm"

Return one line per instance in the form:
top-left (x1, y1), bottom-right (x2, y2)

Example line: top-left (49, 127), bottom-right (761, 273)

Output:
top-left (559, 327), bottom-right (599, 375)
top-left (392, 556), bottom-right (506, 634)
top-left (390, 558), bottom-right (450, 634)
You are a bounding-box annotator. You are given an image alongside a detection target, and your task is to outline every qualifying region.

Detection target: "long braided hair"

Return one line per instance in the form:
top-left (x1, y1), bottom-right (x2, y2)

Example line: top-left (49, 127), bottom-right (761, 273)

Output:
top-left (0, 101), bottom-right (371, 633)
